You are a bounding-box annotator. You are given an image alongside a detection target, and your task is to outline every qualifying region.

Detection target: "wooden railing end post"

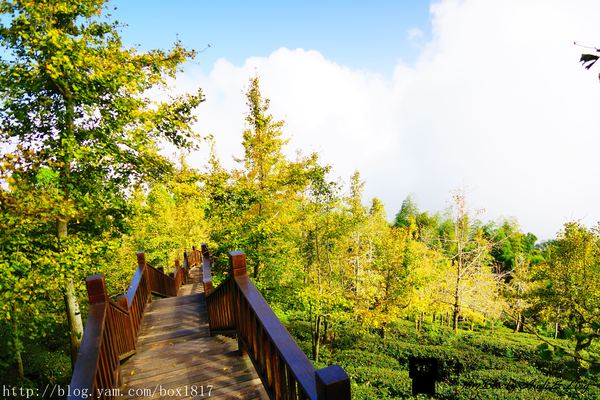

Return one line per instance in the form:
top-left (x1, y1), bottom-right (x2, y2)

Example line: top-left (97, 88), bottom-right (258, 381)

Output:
top-left (182, 251), bottom-right (189, 284)
top-left (315, 365), bottom-right (351, 400)
top-left (229, 251), bottom-right (247, 277)
top-left (137, 250), bottom-right (152, 303)
top-left (136, 251), bottom-right (146, 267)
top-left (86, 274), bottom-right (108, 304)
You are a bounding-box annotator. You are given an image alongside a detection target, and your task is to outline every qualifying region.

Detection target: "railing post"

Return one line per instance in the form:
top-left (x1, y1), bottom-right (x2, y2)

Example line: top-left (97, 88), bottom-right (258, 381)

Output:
top-left (229, 251), bottom-right (247, 355)
top-left (183, 252), bottom-right (189, 284)
top-left (86, 274), bottom-right (108, 304)
top-left (136, 251), bottom-right (145, 266)
top-left (174, 259), bottom-right (181, 294)
top-left (201, 243), bottom-right (213, 294)
top-left (229, 251), bottom-right (247, 277)
top-left (137, 251), bottom-right (151, 303)
top-left (315, 365), bottom-right (351, 400)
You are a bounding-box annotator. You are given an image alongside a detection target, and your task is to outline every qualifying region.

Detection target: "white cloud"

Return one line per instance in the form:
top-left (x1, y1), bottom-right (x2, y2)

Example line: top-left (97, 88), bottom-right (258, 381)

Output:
top-left (176, 0), bottom-right (600, 240)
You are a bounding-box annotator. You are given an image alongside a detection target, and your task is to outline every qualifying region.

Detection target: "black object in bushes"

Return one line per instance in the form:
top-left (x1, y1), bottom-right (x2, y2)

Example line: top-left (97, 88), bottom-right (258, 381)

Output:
top-left (409, 356), bottom-right (441, 396)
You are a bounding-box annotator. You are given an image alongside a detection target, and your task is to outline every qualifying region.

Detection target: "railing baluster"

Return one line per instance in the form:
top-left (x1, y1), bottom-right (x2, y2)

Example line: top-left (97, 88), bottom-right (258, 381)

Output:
top-left (274, 350), bottom-right (283, 399)
top-left (288, 368), bottom-right (297, 400)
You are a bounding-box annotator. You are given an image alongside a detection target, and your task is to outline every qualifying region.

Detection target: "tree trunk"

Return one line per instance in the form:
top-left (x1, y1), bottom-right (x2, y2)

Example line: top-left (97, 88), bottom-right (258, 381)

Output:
top-left (253, 259), bottom-right (260, 280)
top-left (513, 312), bottom-right (522, 333)
top-left (11, 304), bottom-right (24, 381)
top-left (554, 306), bottom-right (560, 340)
top-left (312, 315), bottom-right (322, 362)
top-left (452, 259), bottom-right (461, 334)
top-left (452, 307), bottom-right (459, 334)
top-left (354, 232), bottom-right (360, 294)
top-left (452, 292), bottom-right (460, 334)
top-left (58, 219), bottom-right (84, 368)
top-left (254, 201), bottom-right (263, 280)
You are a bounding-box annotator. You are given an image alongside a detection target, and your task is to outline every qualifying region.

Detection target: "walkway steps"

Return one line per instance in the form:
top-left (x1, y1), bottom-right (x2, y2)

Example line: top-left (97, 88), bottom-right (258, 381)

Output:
top-left (120, 267), bottom-right (268, 400)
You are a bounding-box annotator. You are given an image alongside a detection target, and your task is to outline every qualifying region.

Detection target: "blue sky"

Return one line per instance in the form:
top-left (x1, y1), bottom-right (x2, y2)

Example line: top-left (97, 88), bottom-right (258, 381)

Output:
top-left (108, 1), bottom-right (600, 239)
top-left (110, 0), bottom-right (432, 75)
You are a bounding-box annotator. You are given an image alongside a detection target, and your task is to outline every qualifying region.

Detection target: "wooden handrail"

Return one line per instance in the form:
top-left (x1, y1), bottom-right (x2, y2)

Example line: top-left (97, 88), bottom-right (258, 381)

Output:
top-left (69, 251), bottom-right (189, 400)
top-left (202, 246), bottom-right (351, 400)
top-left (201, 243), bottom-right (214, 294)
top-left (69, 302), bottom-right (106, 397)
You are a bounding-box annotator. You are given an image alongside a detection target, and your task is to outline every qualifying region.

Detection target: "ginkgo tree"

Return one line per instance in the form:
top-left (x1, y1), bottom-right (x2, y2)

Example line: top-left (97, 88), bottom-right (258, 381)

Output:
top-left (532, 222), bottom-right (600, 367)
top-left (208, 76), bottom-right (325, 287)
top-left (441, 192), bottom-right (495, 333)
top-left (0, 0), bottom-right (203, 368)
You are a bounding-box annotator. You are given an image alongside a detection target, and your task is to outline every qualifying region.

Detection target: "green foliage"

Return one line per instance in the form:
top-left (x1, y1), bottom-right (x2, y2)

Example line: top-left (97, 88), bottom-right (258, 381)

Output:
top-left (334, 350), bottom-right (400, 370)
top-left (23, 345), bottom-right (71, 386)
top-left (289, 317), bottom-right (599, 400)
top-left (458, 331), bottom-right (540, 361)
top-left (348, 367), bottom-right (412, 399)
top-left (436, 384), bottom-right (567, 400)
top-left (393, 195), bottom-right (418, 228)
top-left (0, 0), bottom-right (202, 381)
top-left (529, 222), bottom-right (600, 370)
top-left (0, 0), bottom-right (203, 229)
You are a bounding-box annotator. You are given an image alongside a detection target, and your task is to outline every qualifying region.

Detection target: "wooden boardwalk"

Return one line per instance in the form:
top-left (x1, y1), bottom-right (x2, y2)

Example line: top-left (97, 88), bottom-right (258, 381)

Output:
top-left (120, 267), bottom-right (267, 399)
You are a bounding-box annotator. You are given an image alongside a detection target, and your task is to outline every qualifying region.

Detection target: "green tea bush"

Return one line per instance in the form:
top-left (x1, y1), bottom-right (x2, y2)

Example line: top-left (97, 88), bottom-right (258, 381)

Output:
top-left (351, 382), bottom-right (394, 400)
top-left (378, 340), bottom-right (505, 376)
top-left (334, 349), bottom-right (400, 370)
top-left (347, 366), bottom-right (411, 398)
top-left (287, 315), bottom-right (599, 399)
top-left (437, 383), bottom-right (565, 400)
top-left (331, 322), bottom-right (382, 351)
top-left (285, 319), bottom-right (312, 342)
top-left (458, 332), bottom-right (539, 361)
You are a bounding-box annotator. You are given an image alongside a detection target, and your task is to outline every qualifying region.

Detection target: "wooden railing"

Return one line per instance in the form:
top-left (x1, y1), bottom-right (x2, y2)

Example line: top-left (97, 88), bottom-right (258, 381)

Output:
top-left (201, 244), bottom-right (214, 294)
top-left (69, 251), bottom-right (195, 399)
top-left (202, 246), bottom-right (351, 400)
